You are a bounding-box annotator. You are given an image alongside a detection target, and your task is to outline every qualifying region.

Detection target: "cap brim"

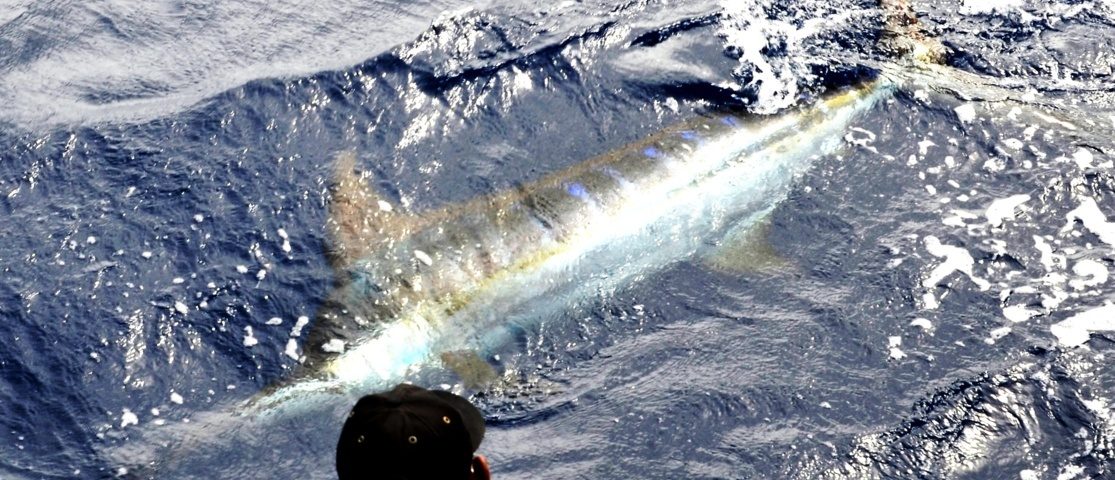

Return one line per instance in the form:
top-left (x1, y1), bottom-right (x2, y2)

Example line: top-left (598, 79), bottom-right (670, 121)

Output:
top-left (430, 390), bottom-right (486, 452)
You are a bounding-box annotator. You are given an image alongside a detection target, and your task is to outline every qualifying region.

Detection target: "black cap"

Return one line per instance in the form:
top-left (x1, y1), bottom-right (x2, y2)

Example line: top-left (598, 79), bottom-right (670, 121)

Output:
top-left (336, 384), bottom-right (486, 480)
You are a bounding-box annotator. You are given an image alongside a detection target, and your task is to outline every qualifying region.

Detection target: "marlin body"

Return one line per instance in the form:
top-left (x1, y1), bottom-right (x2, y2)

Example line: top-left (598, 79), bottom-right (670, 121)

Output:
top-left (266, 0), bottom-right (944, 402)
top-left (271, 79), bottom-right (893, 404)
top-left (108, 79), bottom-right (893, 478)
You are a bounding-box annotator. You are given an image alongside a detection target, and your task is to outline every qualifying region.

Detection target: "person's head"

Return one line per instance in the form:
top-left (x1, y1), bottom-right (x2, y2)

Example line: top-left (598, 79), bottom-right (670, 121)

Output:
top-left (336, 383), bottom-right (490, 480)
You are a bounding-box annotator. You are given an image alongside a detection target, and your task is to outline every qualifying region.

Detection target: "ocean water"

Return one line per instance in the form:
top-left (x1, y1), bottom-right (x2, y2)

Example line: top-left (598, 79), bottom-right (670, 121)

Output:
top-left (2, 0), bottom-right (1115, 478)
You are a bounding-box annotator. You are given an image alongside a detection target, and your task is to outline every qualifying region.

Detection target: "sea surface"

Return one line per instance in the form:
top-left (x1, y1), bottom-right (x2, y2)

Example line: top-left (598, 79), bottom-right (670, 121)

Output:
top-left (2, 0), bottom-right (1115, 478)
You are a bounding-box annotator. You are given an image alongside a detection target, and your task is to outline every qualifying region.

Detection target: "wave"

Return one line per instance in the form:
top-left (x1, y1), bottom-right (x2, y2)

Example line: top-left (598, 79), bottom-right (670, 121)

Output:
top-left (0, 0), bottom-right (891, 131)
top-left (0, 0), bottom-right (486, 128)
top-left (798, 348), bottom-right (1115, 479)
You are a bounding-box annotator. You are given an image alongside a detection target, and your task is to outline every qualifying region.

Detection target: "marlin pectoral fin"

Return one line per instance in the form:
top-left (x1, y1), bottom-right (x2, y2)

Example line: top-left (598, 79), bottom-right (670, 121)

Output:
top-left (440, 350), bottom-right (500, 389)
top-left (704, 212), bottom-right (790, 273)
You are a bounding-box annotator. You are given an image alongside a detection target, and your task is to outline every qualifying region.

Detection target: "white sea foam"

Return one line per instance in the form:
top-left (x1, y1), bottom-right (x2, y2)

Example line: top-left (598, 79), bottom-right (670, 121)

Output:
top-left (278, 228), bottom-right (292, 253)
top-left (918, 139), bottom-right (936, 155)
top-left (719, 0), bottom-right (860, 113)
top-left (1034, 235), bottom-right (1064, 271)
top-left (1023, 125), bottom-right (1038, 140)
top-left (1064, 197), bottom-right (1115, 246)
top-left (719, 2), bottom-right (800, 112)
top-left (1070, 260), bottom-right (1108, 290)
top-left (243, 326), bottom-right (258, 347)
top-left (322, 339), bottom-right (346, 354)
top-left (1051, 304), bottom-right (1115, 347)
top-left (845, 127), bottom-right (877, 150)
top-left (943, 209), bottom-right (979, 227)
top-left (291, 316), bottom-right (310, 337)
top-left (888, 336), bottom-right (907, 360)
top-left (284, 339), bottom-right (301, 361)
top-left (1072, 148), bottom-right (1095, 169)
top-left (923, 236), bottom-right (991, 291)
top-left (120, 409), bottom-right (139, 428)
top-left (965, 0), bottom-right (1099, 24)
top-left (1003, 305), bottom-right (1038, 323)
top-left (910, 318), bottom-right (934, 331)
top-left (985, 326), bottom-right (1011, 344)
top-left (914, 127), bottom-right (1115, 352)
top-left (921, 290), bottom-right (941, 309)
top-left (1057, 464), bottom-right (1085, 480)
top-left (986, 194), bottom-right (1030, 228)
top-left (955, 104), bottom-right (977, 123)
top-left (983, 157), bottom-right (1006, 172)
top-left (960, 0), bottom-right (1025, 16)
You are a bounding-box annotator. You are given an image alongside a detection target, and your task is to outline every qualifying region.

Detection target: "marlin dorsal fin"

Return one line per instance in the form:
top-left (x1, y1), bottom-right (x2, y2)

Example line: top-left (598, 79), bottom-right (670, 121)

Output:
top-left (880, 0), bottom-right (947, 64)
top-left (327, 151), bottom-right (414, 269)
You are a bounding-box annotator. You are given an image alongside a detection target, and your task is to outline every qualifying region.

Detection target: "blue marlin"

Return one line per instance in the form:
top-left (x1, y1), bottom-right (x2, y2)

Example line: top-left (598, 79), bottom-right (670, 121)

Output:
top-left (292, 0), bottom-right (954, 392)
top-left (295, 82), bottom-right (890, 394)
top-left (108, 78), bottom-right (893, 478)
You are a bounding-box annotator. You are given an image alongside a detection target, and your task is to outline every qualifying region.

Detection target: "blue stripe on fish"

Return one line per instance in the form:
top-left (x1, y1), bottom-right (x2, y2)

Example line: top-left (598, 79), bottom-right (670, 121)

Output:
top-left (680, 131), bottom-right (699, 141)
top-left (643, 146), bottom-right (661, 158)
top-left (721, 116), bottom-right (740, 128)
top-left (565, 182), bottom-right (590, 202)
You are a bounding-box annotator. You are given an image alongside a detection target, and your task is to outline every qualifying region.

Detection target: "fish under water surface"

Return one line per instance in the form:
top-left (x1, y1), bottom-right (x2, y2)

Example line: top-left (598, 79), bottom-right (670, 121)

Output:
top-left (112, 73), bottom-right (892, 478)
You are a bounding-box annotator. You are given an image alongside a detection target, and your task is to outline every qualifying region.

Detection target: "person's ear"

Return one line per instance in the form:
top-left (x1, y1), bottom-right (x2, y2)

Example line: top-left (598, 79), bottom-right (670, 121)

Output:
top-left (469, 455), bottom-right (491, 480)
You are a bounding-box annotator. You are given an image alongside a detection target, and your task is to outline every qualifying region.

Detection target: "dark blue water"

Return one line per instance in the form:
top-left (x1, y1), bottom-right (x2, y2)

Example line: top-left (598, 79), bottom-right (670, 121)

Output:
top-left (2, 0), bottom-right (1115, 478)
